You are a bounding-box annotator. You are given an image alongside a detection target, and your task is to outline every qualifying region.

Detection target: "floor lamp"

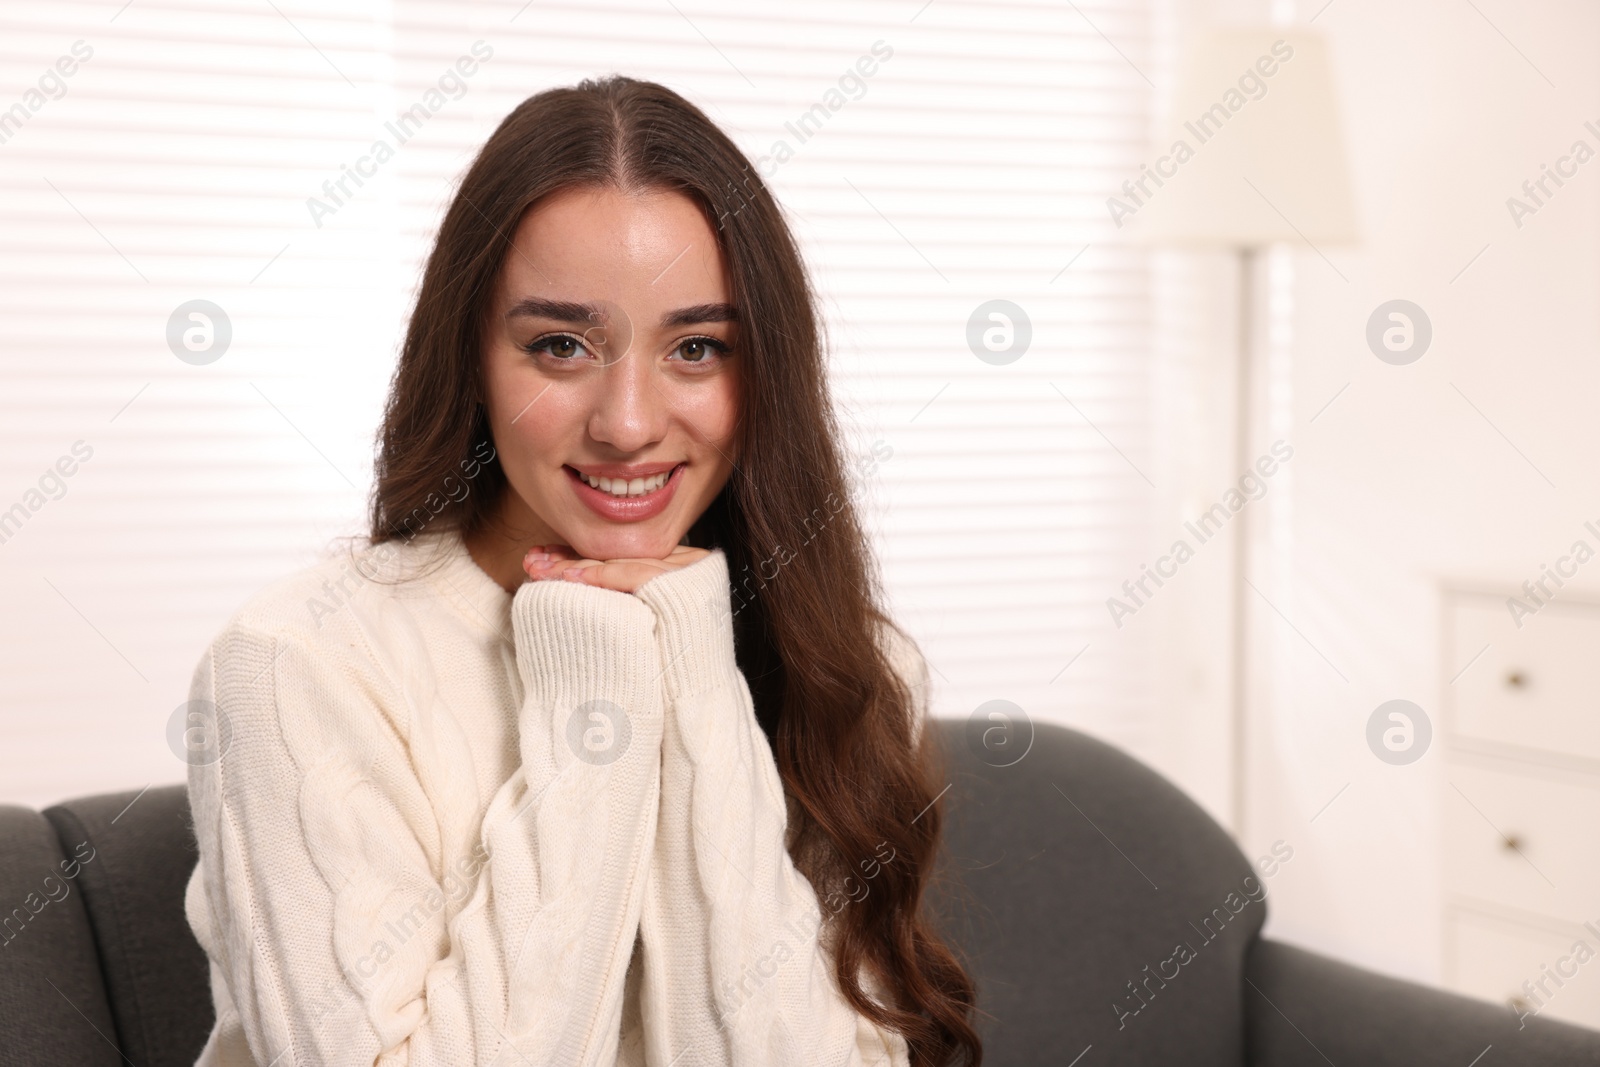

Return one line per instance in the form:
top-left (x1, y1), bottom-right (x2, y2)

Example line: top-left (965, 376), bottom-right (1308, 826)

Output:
top-left (1128, 28), bottom-right (1358, 838)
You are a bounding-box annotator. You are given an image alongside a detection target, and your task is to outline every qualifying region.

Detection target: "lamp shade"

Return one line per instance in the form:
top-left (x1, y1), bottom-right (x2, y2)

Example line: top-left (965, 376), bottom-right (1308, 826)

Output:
top-left (1125, 29), bottom-right (1358, 247)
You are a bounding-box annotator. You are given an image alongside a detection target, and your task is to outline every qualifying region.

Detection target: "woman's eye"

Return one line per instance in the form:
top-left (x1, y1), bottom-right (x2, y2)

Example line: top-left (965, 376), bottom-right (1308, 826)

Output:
top-left (671, 336), bottom-right (729, 364)
top-left (523, 334), bottom-right (588, 360)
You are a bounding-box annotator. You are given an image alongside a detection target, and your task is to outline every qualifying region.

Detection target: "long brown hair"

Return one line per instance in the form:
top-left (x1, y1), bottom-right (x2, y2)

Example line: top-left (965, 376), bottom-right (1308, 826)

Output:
top-left (366, 75), bottom-right (980, 1065)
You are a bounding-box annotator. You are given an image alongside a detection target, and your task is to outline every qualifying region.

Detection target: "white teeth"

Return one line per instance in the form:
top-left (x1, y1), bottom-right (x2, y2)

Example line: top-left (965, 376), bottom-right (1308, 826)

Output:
top-left (580, 468), bottom-right (673, 497)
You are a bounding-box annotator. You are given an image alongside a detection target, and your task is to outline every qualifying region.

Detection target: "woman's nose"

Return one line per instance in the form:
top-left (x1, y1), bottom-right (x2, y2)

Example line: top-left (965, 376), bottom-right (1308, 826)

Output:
top-left (585, 339), bottom-right (668, 453)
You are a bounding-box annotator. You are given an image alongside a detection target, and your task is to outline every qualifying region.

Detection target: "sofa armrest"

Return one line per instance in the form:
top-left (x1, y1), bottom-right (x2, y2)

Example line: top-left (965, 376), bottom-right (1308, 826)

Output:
top-left (43, 785), bottom-right (211, 1067)
top-left (1247, 937), bottom-right (1600, 1066)
top-left (0, 803), bottom-right (122, 1066)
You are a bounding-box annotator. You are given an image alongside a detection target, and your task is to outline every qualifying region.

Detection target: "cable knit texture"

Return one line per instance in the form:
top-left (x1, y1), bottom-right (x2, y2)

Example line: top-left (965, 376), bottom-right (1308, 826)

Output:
top-left (634, 550), bottom-right (912, 1066)
top-left (182, 527), bottom-right (923, 1066)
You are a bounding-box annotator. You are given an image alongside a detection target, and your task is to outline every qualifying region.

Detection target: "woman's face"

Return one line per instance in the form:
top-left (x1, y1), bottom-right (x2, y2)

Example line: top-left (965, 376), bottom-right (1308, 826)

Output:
top-left (481, 185), bottom-right (741, 562)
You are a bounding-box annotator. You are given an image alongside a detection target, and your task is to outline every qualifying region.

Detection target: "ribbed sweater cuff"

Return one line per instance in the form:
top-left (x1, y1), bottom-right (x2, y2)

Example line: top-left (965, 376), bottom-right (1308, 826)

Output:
top-left (511, 576), bottom-right (665, 719)
top-left (633, 548), bottom-right (741, 702)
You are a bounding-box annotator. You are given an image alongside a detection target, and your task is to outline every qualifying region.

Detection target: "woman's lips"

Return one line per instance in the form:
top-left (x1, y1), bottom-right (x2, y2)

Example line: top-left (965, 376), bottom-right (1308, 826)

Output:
top-left (564, 462), bottom-right (686, 522)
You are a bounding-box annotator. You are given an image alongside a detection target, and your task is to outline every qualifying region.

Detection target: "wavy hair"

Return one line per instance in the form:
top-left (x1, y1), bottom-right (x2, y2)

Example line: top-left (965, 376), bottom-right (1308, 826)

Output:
top-left (366, 75), bottom-right (980, 1066)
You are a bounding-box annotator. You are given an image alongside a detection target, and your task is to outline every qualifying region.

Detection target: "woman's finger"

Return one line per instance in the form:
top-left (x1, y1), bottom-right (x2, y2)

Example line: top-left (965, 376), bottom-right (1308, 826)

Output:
top-left (522, 543), bottom-right (581, 578)
top-left (525, 545), bottom-right (711, 592)
top-left (559, 559), bottom-right (674, 592)
top-left (596, 547), bottom-right (710, 570)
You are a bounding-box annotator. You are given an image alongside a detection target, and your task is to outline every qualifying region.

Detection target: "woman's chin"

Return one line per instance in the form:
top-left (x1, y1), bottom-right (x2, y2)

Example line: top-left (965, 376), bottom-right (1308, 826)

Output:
top-left (564, 524), bottom-right (684, 562)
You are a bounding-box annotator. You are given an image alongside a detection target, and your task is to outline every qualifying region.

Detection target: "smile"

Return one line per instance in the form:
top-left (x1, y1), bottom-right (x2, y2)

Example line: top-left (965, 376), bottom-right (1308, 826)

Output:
top-left (563, 462), bottom-right (686, 522)
top-left (575, 467), bottom-right (673, 497)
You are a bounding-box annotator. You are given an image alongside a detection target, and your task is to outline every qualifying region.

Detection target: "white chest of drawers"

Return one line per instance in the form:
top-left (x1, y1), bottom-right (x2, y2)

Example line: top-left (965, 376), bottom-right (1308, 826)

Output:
top-left (1441, 590), bottom-right (1600, 1028)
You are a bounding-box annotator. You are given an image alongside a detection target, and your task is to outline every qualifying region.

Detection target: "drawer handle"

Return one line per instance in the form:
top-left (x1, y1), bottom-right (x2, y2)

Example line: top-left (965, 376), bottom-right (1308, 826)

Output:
top-left (1505, 670), bottom-right (1527, 688)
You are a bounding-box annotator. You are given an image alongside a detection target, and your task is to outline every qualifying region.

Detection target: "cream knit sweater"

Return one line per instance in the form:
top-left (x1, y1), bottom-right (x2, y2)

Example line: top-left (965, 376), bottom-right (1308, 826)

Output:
top-left (182, 526), bottom-right (925, 1066)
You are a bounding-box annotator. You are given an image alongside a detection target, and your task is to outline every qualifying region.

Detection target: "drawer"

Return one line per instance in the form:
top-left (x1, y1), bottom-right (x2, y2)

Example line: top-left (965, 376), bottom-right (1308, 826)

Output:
top-left (1448, 596), bottom-right (1600, 764)
top-left (1441, 762), bottom-right (1600, 923)
top-left (1446, 908), bottom-right (1600, 1029)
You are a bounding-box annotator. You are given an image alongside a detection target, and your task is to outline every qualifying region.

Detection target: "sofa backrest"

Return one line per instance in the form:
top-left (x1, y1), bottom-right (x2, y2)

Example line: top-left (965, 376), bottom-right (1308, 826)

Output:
top-left (927, 717), bottom-right (1267, 1065)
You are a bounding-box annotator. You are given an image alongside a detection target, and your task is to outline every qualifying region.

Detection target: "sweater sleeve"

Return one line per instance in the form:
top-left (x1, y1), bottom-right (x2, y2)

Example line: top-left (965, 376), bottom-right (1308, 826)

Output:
top-left (631, 549), bottom-right (913, 1067)
top-left (184, 578), bottom-right (666, 1066)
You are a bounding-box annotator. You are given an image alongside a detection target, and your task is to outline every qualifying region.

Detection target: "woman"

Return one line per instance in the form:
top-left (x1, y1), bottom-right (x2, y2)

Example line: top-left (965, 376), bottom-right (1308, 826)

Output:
top-left (183, 75), bottom-right (980, 1066)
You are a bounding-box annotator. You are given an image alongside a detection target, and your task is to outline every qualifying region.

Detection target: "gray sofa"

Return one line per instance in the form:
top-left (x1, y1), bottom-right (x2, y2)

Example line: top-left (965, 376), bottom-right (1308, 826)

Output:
top-left (3, 719), bottom-right (1597, 1066)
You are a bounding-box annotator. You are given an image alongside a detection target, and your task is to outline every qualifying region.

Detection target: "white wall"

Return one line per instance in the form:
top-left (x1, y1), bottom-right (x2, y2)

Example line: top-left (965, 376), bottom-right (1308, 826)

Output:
top-left (1235, 0), bottom-right (1600, 985)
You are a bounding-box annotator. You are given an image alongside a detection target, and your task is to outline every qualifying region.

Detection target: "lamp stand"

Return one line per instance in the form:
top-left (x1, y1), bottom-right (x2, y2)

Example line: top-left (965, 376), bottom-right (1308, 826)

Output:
top-left (1229, 245), bottom-right (1257, 839)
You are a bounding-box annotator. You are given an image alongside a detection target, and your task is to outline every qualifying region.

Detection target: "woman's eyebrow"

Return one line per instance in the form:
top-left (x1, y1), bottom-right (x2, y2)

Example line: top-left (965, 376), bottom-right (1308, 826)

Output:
top-left (661, 302), bottom-right (738, 328)
top-left (505, 299), bottom-right (737, 329)
top-left (505, 297), bottom-right (601, 323)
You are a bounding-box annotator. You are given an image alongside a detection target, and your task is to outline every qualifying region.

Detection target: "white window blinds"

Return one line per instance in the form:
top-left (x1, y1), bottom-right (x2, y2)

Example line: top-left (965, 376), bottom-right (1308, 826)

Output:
top-left (0, 0), bottom-right (1156, 806)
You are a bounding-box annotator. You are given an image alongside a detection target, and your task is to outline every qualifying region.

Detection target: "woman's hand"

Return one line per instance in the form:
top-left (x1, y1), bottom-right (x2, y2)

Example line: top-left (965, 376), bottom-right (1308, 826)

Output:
top-left (523, 543), bottom-right (711, 595)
